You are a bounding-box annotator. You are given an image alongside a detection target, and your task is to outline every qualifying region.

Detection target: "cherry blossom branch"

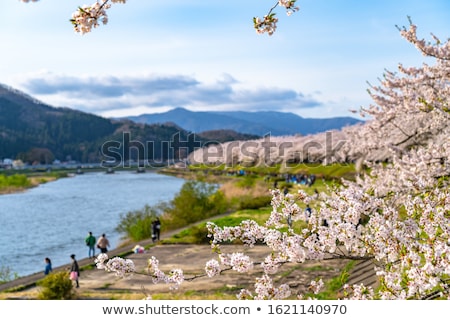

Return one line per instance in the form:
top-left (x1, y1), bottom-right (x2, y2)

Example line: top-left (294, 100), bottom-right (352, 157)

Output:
top-left (397, 17), bottom-right (450, 61)
top-left (69, 0), bottom-right (127, 34)
top-left (253, 1), bottom-right (300, 35)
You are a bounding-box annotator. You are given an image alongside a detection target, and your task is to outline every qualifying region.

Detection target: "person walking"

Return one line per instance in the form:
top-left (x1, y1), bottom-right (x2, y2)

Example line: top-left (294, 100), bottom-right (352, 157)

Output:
top-left (85, 231), bottom-right (96, 258)
top-left (153, 218), bottom-right (161, 241)
top-left (69, 254), bottom-right (80, 288)
top-left (44, 257), bottom-right (52, 275)
top-left (96, 233), bottom-right (110, 253)
top-left (151, 220), bottom-right (157, 243)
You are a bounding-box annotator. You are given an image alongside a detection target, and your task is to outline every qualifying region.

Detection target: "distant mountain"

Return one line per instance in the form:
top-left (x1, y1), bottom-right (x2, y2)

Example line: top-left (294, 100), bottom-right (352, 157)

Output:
top-left (0, 85), bottom-right (255, 164)
top-left (0, 84), bottom-right (119, 163)
top-left (125, 107), bottom-right (364, 136)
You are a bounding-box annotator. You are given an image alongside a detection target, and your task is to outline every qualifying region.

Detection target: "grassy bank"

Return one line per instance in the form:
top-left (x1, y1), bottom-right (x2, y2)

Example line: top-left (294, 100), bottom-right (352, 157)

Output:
top-left (0, 173), bottom-right (61, 195)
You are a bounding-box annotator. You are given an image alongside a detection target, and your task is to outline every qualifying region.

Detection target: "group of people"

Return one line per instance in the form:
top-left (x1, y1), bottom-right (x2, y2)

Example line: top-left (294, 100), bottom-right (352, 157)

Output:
top-left (43, 222), bottom-right (163, 288)
top-left (85, 232), bottom-right (110, 257)
top-left (43, 231), bottom-right (111, 288)
top-left (284, 173), bottom-right (317, 186)
top-left (42, 254), bottom-right (81, 288)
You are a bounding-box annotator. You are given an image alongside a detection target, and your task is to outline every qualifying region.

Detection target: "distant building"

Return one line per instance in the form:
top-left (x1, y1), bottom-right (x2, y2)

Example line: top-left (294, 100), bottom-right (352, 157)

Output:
top-left (1, 158), bottom-right (13, 169)
top-left (12, 159), bottom-right (25, 169)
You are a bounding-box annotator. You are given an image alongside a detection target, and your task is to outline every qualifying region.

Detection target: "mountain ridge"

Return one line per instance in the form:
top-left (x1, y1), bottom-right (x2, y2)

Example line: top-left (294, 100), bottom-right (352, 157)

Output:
top-left (0, 84), bottom-right (257, 164)
top-left (125, 107), bottom-right (364, 136)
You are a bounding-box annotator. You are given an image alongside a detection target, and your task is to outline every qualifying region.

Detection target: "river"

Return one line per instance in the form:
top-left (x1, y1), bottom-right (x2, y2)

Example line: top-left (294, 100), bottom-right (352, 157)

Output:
top-left (0, 170), bottom-right (186, 278)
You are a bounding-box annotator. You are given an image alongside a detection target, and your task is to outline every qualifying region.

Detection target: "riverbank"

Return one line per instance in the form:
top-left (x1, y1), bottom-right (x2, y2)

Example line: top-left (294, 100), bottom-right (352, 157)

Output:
top-left (0, 166), bottom-right (162, 195)
top-left (0, 175), bottom-right (58, 195)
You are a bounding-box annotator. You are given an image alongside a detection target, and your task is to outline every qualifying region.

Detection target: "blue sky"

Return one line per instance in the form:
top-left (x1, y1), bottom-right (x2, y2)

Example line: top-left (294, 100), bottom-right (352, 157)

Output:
top-left (1, 0), bottom-right (450, 119)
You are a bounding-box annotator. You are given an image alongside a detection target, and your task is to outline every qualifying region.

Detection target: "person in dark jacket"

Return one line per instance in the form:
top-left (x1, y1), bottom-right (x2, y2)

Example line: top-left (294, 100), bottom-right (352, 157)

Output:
top-left (70, 254), bottom-right (80, 288)
top-left (152, 218), bottom-right (161, 242)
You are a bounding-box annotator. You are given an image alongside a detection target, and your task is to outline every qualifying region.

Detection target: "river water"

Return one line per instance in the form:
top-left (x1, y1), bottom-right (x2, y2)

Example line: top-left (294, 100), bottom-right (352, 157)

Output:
top-left (0, 170), bottom-right (185, 278)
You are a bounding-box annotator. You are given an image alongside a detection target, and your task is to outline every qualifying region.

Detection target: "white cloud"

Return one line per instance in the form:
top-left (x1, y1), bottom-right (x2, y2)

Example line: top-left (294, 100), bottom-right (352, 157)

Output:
top-left (16, 72), bottom-right (324, 117)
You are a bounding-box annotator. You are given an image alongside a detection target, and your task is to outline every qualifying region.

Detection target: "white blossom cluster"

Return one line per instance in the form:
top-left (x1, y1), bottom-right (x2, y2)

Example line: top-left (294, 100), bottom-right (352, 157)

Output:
top-left (95, 253), bottom-right (135, 277)
top-left (70, 0), bottom-right (126, 34)
top-left (253, 1), bottom-right (299, 35)
top-left (205, 259), bottom-right (221, 277)
top-left (19, 0), bottom-right (126, 34)
top-left (147, 256), bottom-right (184, 290)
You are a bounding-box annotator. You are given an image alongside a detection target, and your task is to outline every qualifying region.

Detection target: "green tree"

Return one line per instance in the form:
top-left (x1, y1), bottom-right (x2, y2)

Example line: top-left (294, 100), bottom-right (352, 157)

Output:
top-left (162, 180), bottom-right (227, 230)
top-left (116, 205), bottom-right (161, 242)
top-left (116, 180), bottom-right (228, 241)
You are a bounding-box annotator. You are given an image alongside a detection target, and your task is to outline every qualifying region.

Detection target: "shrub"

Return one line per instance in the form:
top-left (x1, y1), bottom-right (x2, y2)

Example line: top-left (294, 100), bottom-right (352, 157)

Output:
top-left (116, 205), bottom-right (161, 241)
top-left (0, 265), bottom-right (18, 284)
top-left (188, 225), bottom-right (211, 244)
top-left (0, 174), bottom-right (31, 188)
top-left (37, 271), bottom-right (75, 300)
top-left (171, 224), bottom-right (210, 244)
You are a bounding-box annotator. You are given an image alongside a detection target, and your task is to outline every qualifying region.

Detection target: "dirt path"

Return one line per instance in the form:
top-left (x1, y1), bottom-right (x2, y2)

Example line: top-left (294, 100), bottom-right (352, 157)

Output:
top-left (1, 243), bottom-right (351, 300)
